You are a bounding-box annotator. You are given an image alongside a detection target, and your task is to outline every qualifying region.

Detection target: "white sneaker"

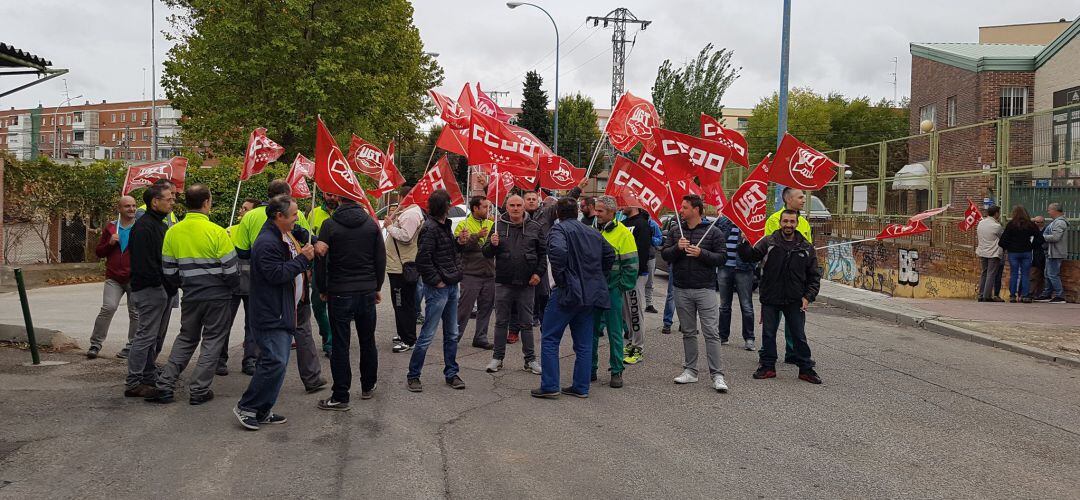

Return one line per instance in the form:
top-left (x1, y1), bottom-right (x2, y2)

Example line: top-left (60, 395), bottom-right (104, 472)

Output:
top-left (485, 359), bottom-right (503, 373)
top-left (525, 360), bottom-right (542, 375)
top-left (673, 370), bottom-right (698, 384)
top-left (712, 374), bottom-right (729, 393)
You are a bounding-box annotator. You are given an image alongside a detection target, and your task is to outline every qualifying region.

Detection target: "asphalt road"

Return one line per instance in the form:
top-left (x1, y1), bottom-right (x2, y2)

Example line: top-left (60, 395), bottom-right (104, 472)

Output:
top-left (2, 278), bottom-right (1079, 499)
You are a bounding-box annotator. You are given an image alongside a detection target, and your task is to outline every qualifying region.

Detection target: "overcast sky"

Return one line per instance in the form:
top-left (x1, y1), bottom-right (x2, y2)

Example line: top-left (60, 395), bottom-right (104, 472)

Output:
top-left (2, 1), bottom-right (1077, 114)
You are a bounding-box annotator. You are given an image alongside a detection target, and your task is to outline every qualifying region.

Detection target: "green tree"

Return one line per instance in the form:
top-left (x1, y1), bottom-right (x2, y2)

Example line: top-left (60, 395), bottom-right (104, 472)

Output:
top-left (517, 71), bottom-right (551, 146)
top-left (555, 93), bottom-right (602, 169)
top-left (162, 0), bottom-right (442, 161)
top-left (652, 43), bottom-right (740, 134)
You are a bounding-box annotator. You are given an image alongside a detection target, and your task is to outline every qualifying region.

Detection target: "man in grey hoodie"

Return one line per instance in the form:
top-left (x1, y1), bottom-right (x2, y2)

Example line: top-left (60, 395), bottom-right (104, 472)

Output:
top-left (1037, 203), bottom-right (1069, 303)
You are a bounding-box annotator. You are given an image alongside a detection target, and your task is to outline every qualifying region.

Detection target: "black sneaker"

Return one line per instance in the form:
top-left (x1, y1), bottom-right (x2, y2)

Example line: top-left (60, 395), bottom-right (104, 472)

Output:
top-left (530, 388), bottom-right (559, 399)
top-left (317, 398), bottom-right (351, 411)
top-left (360, 384), bottom-right (376, 400)
top-left (407, 378), bottom-right (423, 392)
top-left (216, 365), bottom-right (229, 376)
top-left (1049, 297), bottom-right (1066, 304)
top-left (115, 348), bottom-right (130, 359)
top-left (189, 390), bottom-right (215, 405)
top-left (661, 325), bottom-right (671, 335)
top-left (609, 373), bottom-right (624, 388)
top-left (259, 413), bottom-right (288, 425)
top-left (472, 340), bottom-right (494, 350)
top-left (242, 361), bottom-right (255, 376)
top-left (234, 407), bottom-right (260, 431)
top-left (753, 366), bottom-right (777, 379)
top-left (645, 305), bottom-right (658, 314)
top-left (305, 379), bottom-right (328, 394)
top-left (86, 346), bottom-right (100, 359)
top-left (144, 390), bottom-right (174, 403)
top-left (798, 370), bottom-right (823, 385)
top-left (446, 376), bottom-right (466, 390)
top-left (560, 386), bottom-right (588, 398)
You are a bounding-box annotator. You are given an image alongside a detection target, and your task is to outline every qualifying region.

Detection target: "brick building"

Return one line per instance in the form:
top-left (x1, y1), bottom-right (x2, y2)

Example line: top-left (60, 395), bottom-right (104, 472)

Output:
top-left (0, 99), bottom-right (183, 162)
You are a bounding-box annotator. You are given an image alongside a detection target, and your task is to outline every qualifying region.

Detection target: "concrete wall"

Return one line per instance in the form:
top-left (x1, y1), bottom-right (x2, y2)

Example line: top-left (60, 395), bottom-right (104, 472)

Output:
top-left (979, 22), bottom-right (1070, 45)
top-left (1035, 33), bottom-right (1080, 111)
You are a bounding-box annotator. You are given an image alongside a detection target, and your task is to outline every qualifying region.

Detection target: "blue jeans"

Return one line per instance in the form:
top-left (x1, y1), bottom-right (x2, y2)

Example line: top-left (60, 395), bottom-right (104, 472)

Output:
top-left (539, 289), bottom-right (594, 394)
top-left (237, 327), bottom-right (292, 418)
top-left (415, 280), bottom-right (425, 320)
top-left (407, 285), bottom-right (461, 380)
top-left (663, 272), bottom-right (676, 327)
top-left (717, 267), bottom-right (755, 341)
top-left (1007, 252), bottom-right (1033, 298)
top-left (1043, 258), bottom-right (1064, 299)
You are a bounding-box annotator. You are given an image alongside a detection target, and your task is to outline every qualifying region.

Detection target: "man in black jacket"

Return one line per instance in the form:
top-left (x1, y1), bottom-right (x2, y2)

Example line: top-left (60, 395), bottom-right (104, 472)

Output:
top-left (660, 195), bottom-right (729, 393)
top-left (620, 205), bottom-right (652, 364)
top-left (124, 183), bottom-right (177, 398)
top-left (408, 190), bottom-right (465, 393)
top-left (233, 195), bottom-right (315, 430)
top-left (483, 194), bottom-right (546, 376)
top-left (738, 210), bottom-right (822, 384)
top-left (314, 197), bottom-right (386, 410)
top-left (313, 196), bottom-right (388, 410)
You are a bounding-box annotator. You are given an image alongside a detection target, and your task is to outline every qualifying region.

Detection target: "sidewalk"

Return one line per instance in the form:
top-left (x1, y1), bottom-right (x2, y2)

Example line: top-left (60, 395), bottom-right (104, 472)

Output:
top-left (816, 280), bottom-right (1080, 368)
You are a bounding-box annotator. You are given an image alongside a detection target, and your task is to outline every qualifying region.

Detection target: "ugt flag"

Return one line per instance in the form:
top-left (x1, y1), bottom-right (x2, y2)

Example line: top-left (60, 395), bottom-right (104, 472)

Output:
top-left (770, 133), bottom-right (837, 191)
top-left (435, 83), bottom-right (477, 156)
top-left (122, 156), bottom-right (188, 194)
top-left (240, 128), bottom-right (285, 181)
top-left (605, 91), bottom-right (660, 153)
top-left (289, 154), bottom-right (315, 179)
top-left (538, 155), bottom-right (585, 190)
top-left (314, 117), bottom-right (375, 216)
top-left (876, 220), bottom-right (930, 240)
top-left (347, 135), bottom-right (386, 180)
top-left (721, 155), bottom-right (771, 245)
top-left (371, 141), bottom-right (406, 197)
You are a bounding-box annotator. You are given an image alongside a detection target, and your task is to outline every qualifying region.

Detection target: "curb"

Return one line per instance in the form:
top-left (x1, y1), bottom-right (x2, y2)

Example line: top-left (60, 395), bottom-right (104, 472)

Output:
top-left (817, 294), bottom-right (1080, 370)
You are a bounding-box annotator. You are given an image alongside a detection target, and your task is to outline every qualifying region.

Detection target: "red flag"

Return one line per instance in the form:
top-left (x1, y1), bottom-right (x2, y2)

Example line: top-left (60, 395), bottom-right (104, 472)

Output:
top-left (538, 155), bottom-right (585, 190)
top-left (476, 83), bottom-right (514, 123)
top-left (122, 157), bottom-right (188, 194)
top-left (667, 177), bottom-right (704, 211)
top-left (700, 113), bottom-right (750, 167)
top-left (240, 128), bottom-right (284, 181)
top-left (606, 183), bottom-right (662, 223)
top-left (605, 91), bottom-right (660, 152)
top-left (506, 124), bottom-right (553, 158)
top-left (876, 220), bottom-right (930, 240)
top-left (290, 154), bottom-right (315, 179)
top-left (607, 156), bottom-right (668, 215)
top-left (467, 108), bottom-right (539, 175)
top-left (347, 135), bottom-right (386, 179)
top-left (770, 133), bottom-right (837, 190)
top-left (958, 199), bottom-right (982, 231)
top-left (428, 89), bottom-right (470, 129)
top-left (371, 141), bottom-right (406, 197)
top-left (314, 117), bottom-right (374, 216)
top-left (400, 155), bottom-right (465, 210)
top-left (435, 84), bottom-right (476, 156)
top-left (721, 155), bottom-right (771, 245)
top-left (487, 170), bottom-right (516, 205)
top-left (649, 127), bottom-right (730, 181)
top-left (287, 173), bottom-right (311, 199)
top-left (908, 204), bottom-right (951, 223)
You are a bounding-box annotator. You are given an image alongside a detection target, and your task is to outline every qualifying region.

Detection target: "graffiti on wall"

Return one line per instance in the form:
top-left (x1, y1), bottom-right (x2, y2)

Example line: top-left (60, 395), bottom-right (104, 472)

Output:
top-left (826, 242), bottom-right (857, 282)
top-left (898, 249), bottom-right (919, 286)
top-left (817, 236), bottom-right (979, 299)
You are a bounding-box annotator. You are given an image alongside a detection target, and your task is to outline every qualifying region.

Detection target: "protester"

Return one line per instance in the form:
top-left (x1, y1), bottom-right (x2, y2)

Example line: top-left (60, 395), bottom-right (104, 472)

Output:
top-left (716, 216), bottom-right (756, 350)
top-left (87, 196), bottom-right (138, 360)
top-left (385, 187), bottom-right (424, 353)
top-left (234, 195), bottom-right (315, 430)
top-left (524, 191), bottom-right (551, 329)
top-left (123, 183), bottom-right (177, 398)
top-left (455, 195), bottom-right (496, 350)
top-left (408, 190), bottom-right (466, 392)
top-left (619, 205), bottom-right (651, 365)
top-left (975, 205), bottom-right (1005, 302)
top-left (309, 193), bottom-right (341, 356)
top-left (579, 196), bottom-right (598, 228)
top-left (763, 187), bottom-right (812, 363)
top-left (661, 195), bottom-right (728, 392)
top-left (483, 194), bottom-right (545, 376)
top-left (1037, 203), bottom-right (1068, 303)
top-left (532, 198), bottom-right (615, 399)
top-left (590, 195), bottom-right (637, 388)
top-left (1029, 216), bottom-right (1047, 300)
top-left (220, 197), bottom-right (259, 373)
top-left (314, 196), bottom-right (386, 411)
top-left (643, 216), bottom-right (663, 314)
top-left (738, 209), bottom-right (822, 385)
top-left (135, 178), bottom-right (180, 226)
top-left (660, 216), bottom-right (679, 335)
top-left (997, 205), bottom-right (1045, 303)
top-left (147, 184), bottom-right (239, 405)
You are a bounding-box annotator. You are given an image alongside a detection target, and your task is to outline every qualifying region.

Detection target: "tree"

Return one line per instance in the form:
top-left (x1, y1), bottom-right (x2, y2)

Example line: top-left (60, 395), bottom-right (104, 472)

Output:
top-left (555, 93), bottom-right (602, 170)
top-left (652, 43), bottom-right (740, 134)
top-left (161, 0), bottom-right (442, 161)
top-left (517, 71), bottom-right (551, 146)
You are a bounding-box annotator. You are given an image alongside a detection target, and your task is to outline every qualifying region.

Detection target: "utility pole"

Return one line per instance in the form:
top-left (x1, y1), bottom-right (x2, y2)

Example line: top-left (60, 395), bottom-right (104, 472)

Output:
top-left (486, 90), bottom-right (511, 107)
top-left (586, 8), bottom-right (651, 108)
top-left (151, 0), bottom-right (158, 161)
top-left (890, 57), bottom-right (898, 104)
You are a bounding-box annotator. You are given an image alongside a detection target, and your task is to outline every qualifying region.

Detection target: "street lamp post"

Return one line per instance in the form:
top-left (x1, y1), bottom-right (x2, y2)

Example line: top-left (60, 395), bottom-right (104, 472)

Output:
top-left (53, 94), bottom-right (83, 160)
top-left (507, 1), bottom-right (559, 155)
top-left (774, 0), bottom-right (792, 210)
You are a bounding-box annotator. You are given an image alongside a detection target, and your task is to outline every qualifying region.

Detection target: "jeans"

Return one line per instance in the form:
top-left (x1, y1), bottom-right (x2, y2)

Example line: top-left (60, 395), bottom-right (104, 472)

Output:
top-left (311, 281), bottom-right (332, 352)
top-left (674, 287), bottom-right (723, 377)
top-left (89, 279), bottom-right (138, 350)
top-left (237, 327), bottom-right (292, 418)
top-left (717, 267), bottom-right (754, 341)
top-left (1007, 251), bottom-right (1033, 298)
top-left (539, 289), bottom-right (594, 394)
top-left (408, 285), bottom-right (461, 380)
top-left (663, 273), bottom-right (676, 327)
top-left (388, 273), bottom-right (418, 345)
top-left (760, 303), bottom-right (814, 371)
top-left (978, 257), bottom-right (1004, 300)
top-left (493, 284), bottom-right (536, 362)
top-left (1043, 258), bottom-right (1064, 299)
top-left (329, 291), bottom-right (378, 403)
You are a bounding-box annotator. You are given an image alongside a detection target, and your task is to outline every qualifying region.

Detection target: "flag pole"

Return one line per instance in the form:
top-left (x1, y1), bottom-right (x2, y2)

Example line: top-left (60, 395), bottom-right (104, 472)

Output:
top-left (695, 214), bottom-right (722, 247)
top-left (228, 180), bottom-right (243, 229)
top-left (666, 183), bottom-right (684, 240)
top-left (814, 237), bottom-right (878, 251)
top-left (584, 131), bottom-right (608, 180)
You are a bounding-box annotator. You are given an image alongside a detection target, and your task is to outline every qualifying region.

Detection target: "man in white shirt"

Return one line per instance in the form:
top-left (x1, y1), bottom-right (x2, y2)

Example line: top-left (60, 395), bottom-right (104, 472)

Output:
top-left (975, 205), bottom-right (1004, 302)
top-left (385, 188), bottom-right (425, 353)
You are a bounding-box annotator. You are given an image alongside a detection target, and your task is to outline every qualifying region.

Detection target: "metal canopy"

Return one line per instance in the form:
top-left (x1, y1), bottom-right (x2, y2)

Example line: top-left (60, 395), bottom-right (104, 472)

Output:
top-left (0, 42), bottom-right (68, 99)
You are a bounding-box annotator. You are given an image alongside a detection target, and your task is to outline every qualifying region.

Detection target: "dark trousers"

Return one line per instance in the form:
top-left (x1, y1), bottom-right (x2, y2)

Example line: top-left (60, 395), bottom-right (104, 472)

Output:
top-left (493, 283), bottom-right (536, 362)
top-left (539, 290), bottom-right (594, 394)
top-left (126, 286), bottom-right (172, 389)
top-left (978, 257), bottom-right (1003, 300)
top-left (388, 273), bottom-right (418, 345)
top-left (312, 281), bottom-right (332, 352)
top-left (329, 291), bottom-right (379, 403)
top-left (221, 294), bottom-right (252, 368)
top-left (237, 326), bottom-right (292, 418)
top-left (760, 303), bottom-right (814, 371)
top-left (457, 274), bottom-right (495, 345)
top-left (717, 267), bottom-right (755, 341)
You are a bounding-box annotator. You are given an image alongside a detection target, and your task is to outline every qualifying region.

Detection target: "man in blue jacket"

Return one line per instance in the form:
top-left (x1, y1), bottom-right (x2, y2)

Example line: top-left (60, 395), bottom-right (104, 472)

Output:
top-left (233, 195), bottom-right (315, 431)
top-left (532, 198), bottom-right (615, 399)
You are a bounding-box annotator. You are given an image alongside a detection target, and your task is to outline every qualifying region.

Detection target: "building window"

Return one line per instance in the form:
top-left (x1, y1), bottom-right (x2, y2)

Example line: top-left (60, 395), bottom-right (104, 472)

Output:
top-left (112, 132), bottom-right (117, 141)
top-left (74, 112), bottom-right (82, 123)
top-left (142, 132), bottom-right (149, 142)
top-left (919, 104), bottom-right (936, 128)
top-left (111, 113), bottom-right (116, 123)
top-left (142, 111), bottom-right (148, 122)
top-left (74, 131), bottom-right (84, 141)
top-left (10, 116), bottom-right (17, 126)
top-left (999, 87), bottom-right (1028, 117)
top-left (121, 113), bottom-right (126, 123)
top-left (131, 112), bottom-right (137, 122)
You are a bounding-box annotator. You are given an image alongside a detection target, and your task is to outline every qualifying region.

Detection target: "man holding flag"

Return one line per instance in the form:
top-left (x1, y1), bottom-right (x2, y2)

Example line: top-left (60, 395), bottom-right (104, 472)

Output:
top-left (762, 186), bottom-right (812, 363)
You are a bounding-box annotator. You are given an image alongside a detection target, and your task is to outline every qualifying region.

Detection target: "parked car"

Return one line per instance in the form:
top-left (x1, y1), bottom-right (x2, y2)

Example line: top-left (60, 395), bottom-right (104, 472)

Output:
top-left (379, 203), bottom-right (468, 239)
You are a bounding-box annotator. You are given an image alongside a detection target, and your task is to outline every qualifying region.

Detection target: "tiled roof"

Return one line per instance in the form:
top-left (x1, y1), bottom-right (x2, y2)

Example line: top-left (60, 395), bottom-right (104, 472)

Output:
top-left (0, 42), bottom-right (52, 69)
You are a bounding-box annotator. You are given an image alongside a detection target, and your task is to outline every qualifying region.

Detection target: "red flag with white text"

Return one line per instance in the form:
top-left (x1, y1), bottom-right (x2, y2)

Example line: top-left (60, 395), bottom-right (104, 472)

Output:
top-left (467, 108), bottom-right (539, 177)
top-left (287, 173), bottom-right (311, 199)
top-left (769, 133), bottom-right (837, 190)
top-left (648, 127), bottom-right (730, 182)
top-left (347, 135), bottom-right (386, 180)
top-left (605, 91), bottom-right (660, 152)
top-left (240, 128), bottom-right (285, 181)
top-left (400, 155), bottom-right (465, 210)
top-left (606, 156), bottom-right (668, 216)
top-left (606, 183), bottom-right (661, 223)
top-left (122, 157), bottom-right (188, 194)
top-left (314, 117), bottom-right (375, 216)
top-left (958, 199), bottom-right (982, 231)
top-left (667, 177), bottom-right (704, 211)
top-left (538, 155), bottom-right (585, 190)
top-left (435, 83), bottom-right (476, 156)
top-left (372, 141), bottom-right (406, 197)
top-left (475, 83), bottom-right (514, 123)
top-left (428, 89), bottom-right (470, 129)
top-left (487, 170), bottom-right (516, 205)
top-left (700, 113), bottom-right (750, 167)
top-left (721, 155), bottom-right (772, 245)
top-left (290, 154), bottom-right (315, 179)
top-left (876, 220), bottom-right (930, 240)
